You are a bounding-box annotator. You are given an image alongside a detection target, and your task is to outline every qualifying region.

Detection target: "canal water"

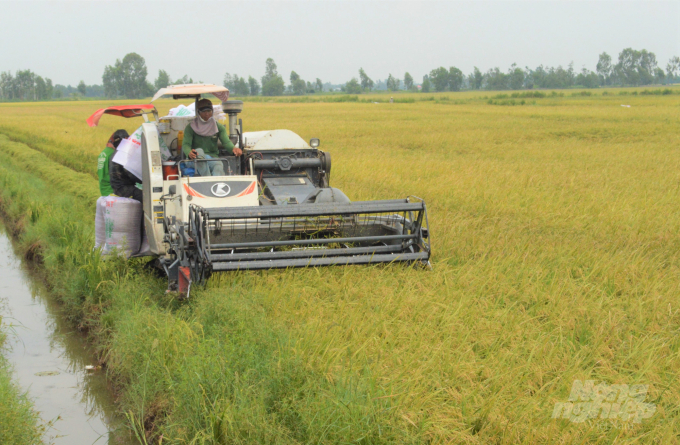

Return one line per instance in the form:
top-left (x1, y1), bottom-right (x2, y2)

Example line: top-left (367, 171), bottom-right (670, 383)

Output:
top-left (0, 225), bottom-right (136, 445)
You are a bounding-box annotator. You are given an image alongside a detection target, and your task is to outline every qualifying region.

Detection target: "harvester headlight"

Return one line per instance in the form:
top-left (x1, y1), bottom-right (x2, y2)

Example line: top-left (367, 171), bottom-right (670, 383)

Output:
top-left (310, 138), bottom-right (320, 148)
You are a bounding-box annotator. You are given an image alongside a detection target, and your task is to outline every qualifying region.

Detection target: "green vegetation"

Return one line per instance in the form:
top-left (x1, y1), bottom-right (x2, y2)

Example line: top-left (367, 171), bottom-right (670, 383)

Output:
top-left (0, 319), bottom-right (45, 445)
top-left (103, 53), bottom-right (152, 99)
top-left (5, 49), bottom-right (680, 103)
top-left (0, 90), bottom-right (680, 442)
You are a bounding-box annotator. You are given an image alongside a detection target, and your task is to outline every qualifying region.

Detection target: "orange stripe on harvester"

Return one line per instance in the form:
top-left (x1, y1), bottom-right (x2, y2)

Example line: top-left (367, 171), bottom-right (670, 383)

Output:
top-left (183, 184), bottom-right (206, 198)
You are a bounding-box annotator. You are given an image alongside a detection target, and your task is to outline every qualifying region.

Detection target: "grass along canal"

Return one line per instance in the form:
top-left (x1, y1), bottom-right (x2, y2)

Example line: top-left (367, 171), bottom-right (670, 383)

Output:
top-left (0, 223), bottom-right (135, 445)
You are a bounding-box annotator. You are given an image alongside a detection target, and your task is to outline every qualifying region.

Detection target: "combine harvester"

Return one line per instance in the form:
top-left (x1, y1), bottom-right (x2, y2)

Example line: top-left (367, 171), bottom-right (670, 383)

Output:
top-left (90, 85), bottom-right (430, 296)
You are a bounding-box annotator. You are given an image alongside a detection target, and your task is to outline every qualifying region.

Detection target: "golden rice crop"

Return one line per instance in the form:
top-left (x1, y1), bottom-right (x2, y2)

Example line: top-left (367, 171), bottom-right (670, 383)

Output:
top-left (1, 88), bottom-right (679, 442)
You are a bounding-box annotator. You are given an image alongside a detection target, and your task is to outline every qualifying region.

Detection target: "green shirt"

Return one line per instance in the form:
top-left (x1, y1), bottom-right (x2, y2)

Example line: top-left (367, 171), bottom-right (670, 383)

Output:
top-left (182, 122), bottom-right (235, 158)
top-left (97, 146), bottom-right (115, 196)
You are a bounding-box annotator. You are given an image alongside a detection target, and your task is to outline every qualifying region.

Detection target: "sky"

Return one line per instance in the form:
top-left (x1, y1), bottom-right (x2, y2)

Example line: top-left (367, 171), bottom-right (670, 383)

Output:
top-left (0, 0), bottom-right (678, 87)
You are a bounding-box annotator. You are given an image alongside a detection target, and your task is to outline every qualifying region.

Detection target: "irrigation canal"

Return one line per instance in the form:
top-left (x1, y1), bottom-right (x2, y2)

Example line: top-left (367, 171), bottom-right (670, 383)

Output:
top-left (0, 225), bottom-right (136, 445)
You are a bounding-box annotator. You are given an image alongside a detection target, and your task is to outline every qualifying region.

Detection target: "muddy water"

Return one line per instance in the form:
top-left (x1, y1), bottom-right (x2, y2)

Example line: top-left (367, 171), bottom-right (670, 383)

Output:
top-left (0, 226), bottom-right (136, 445)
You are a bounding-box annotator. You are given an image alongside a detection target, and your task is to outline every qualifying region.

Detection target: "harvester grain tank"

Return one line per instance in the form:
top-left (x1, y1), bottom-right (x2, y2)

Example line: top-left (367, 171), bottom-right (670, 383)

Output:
top-left (89, 84), bottom-right (430, 296)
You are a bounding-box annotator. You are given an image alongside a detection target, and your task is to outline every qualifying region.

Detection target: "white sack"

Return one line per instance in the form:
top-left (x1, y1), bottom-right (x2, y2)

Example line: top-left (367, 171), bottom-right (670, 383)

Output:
top-left (112, 137), bottom-right (142, 181)
top-left (164, 103), bottom-right (226, 121)
top-left (112, 125), bottom-right (171, 181)
top-left (99, 196), bottom-right (142, 257)
top-left (213, 105), bottom-right (227, 122)
top-left (167, 103), bottom-right (195, 117)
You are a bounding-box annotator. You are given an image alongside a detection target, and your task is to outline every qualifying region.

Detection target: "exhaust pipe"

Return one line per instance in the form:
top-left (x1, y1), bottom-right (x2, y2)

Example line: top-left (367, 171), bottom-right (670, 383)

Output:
top-left (222, 100), bottom-right (243, 145)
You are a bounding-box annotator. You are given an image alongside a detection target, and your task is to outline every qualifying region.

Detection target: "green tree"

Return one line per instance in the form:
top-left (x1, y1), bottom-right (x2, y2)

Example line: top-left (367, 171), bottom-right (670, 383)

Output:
top-left (386, 74), bottom-right (400, 91)
top-left (292, 79), bottom-right (306, 95)
top-left (306, 81), bottom-right (313, 93)
top-left (290, 71), bottom-right (306, 95)
top-left (236, 76), bottom-right (249, 95)
top-left (120, 53), bottom-right (149, 98)
top-left (261, 58), bottom-right (278, 86)
top-left (522, 66), bottom-right (534, 89)
top-left (261, 58), bottom-right (284, 96)
top-left (666, 57), bottom-right (677, 83)
top-left (248, 76), bottom-right (260, 96)
top-left (386, 74), bottom-right (394, 91)
top-left (654, 67), bottom-right (665, 84)
top-left (77, 80), bottom-right (86, 96)
top-left (576, 68), bottom-right (599, 88)
top-left (154, 69), bottom-right (171, 90)
top-left (0, 71), bottom-right (13, 100)
top-left (449, 67), bottom-right (464, 91)
top-left (43, 78), bottom-right (53, 100)
top-left (596, 52), bottom-right (612, 85)
top-left (404, 72), bottom-right (414, 90)
top-left (614, 49), bottom-right (639, 85)
top-left (639, 49), bottom-right (657, 84)
top-left (315, 78), bottom-right (323, 93)
top-left (224, 73), bottom-right (249, 96)
top-left (508, 64), bottom-right (524, 90)
top-left (102, 53), bottom-right (150, 98)
top-left (429, 67), bottom-right (449, 92)
top-left (472, 67), bottom-right (483, 90)
top-left (614, 48), bottom-right (657, 86)
top-left (35, 76), bottom-right (47, 100)
top-left (102, 64), bottom-right (119, 97)
top-left (483, 67), bottom-right (509, 90)
top-left (344, 78), bottom-right (362, 94)
top-left (15, 70), bottom-right (36, 101)
top-left (262, 76), bottom-right (285, 96)
top-left (86, 84), bottom-right (105, 97)
top-left (173, 75), bottom-right (193, 85)
top-left (421, 75), bottom-right (431, 92)
top-left (666, 56), bottom-right (679, 82)
top-left (223, 73), bottom-right (235, 90)
top-left (359, 68), bottom-right (374, 91)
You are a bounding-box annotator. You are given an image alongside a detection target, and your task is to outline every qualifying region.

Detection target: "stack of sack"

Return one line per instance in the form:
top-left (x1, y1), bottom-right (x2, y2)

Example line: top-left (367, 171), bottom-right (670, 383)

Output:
top-left (165, 102), bottom-right (227, 121)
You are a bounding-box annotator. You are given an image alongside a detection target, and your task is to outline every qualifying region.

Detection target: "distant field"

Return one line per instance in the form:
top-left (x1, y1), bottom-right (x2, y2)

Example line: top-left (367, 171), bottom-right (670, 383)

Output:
top-left (0, 87), bottom-right (679, 443)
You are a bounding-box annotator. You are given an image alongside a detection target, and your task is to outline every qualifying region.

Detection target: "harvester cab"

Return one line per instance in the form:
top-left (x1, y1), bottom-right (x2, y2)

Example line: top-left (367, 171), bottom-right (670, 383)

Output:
top-left (92, 84), bottom-right (431, 297)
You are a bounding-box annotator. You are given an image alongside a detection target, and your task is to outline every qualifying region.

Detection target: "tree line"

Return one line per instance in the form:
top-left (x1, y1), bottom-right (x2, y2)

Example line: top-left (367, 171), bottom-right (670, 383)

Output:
top-left (214, 49), bottom-right (680, 97)
top-left (344, 49), bottom-right (680, 93)
top-left (0, 70), bottom-right (109, 101)
top-left (2, 48), bottom-right (680, 102)
top-left (223, 58), bottom-right (325, 97)
top-left (0, 70), bottom-right (54, 101)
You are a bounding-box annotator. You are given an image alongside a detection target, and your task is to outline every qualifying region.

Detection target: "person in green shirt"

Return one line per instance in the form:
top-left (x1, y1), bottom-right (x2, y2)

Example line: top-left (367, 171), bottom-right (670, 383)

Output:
top-left (97, 129), bottom-right (128, 196)
top-left (182, 98), bottom-right (242, 176)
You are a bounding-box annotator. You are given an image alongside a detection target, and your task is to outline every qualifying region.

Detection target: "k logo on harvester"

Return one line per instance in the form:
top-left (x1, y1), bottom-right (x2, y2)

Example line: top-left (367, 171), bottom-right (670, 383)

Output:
top-left (211, 183), bottom-right (231, 197)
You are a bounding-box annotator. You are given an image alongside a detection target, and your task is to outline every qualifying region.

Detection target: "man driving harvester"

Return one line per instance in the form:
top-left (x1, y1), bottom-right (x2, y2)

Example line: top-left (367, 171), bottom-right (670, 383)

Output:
top-left (182, 98), bottom-right (243, 176)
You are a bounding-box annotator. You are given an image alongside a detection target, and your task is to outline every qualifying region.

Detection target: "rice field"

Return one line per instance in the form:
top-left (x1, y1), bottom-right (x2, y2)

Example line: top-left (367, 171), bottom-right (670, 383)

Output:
top-left (0, 88), bottom-right (679, 443)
